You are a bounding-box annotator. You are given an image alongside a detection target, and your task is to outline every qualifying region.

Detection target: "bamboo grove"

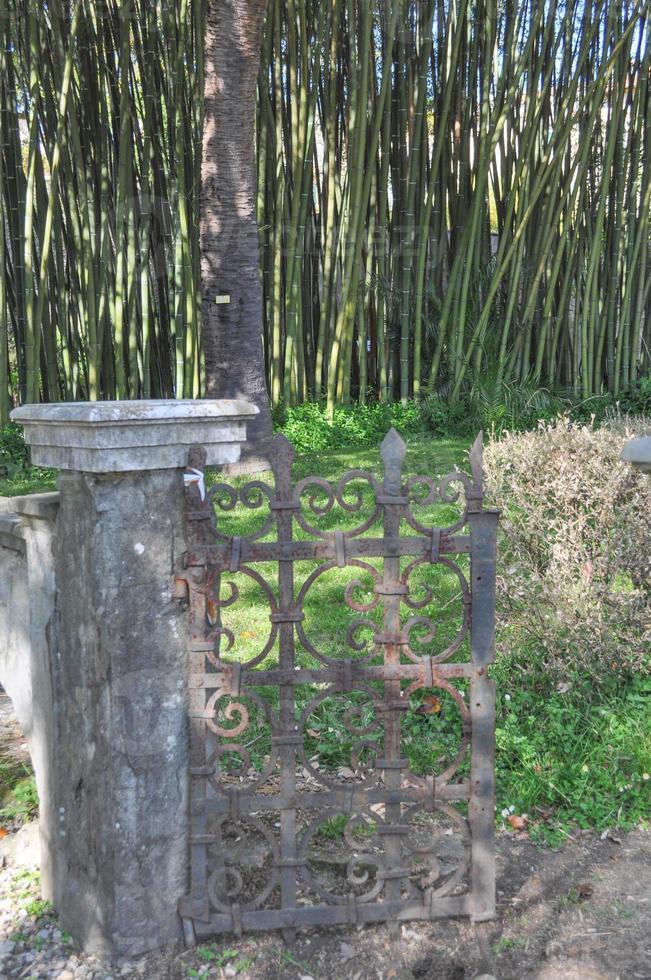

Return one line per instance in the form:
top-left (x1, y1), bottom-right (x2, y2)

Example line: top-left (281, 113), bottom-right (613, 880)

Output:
top-left (0, 0), bottom-right (649, 422)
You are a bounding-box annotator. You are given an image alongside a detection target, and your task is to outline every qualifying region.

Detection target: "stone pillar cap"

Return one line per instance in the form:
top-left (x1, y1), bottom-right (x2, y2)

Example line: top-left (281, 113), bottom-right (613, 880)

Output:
top-left (11, 399), bottom-right (259, 473)
top-left (621, 435), bottom-right (651, 475)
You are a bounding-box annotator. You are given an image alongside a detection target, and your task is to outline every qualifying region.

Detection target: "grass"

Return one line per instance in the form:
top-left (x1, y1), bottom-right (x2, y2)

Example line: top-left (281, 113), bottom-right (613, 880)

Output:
top-left (0, 423), bottom-right (56, 496)
top-left (0, 756), bottom-right (39, 830)
top-left (3, 869), bottom-right (53, 926)
top-left (492, 936), bottom-right (526, 954)
top-left (1, 427), bottom-right (648, 846)
top-left (0, 470), bottom-right (56, 497)
top-left (203, 433), bottom-right (473, 791)
top-left (0, 772), bottom-right (39, 825)
top-left (23, 897), bottom-right (53, 919)
top-left (494, 671), bottom-right (650, 844)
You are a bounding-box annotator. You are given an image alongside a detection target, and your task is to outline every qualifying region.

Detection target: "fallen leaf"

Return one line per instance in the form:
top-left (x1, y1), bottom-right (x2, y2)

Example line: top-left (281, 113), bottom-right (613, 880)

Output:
top-left (0, 828), bottom-right (9, 839)
top-left (207, 595), bottom-right (219, 626)
top-left (507, 814), bottom-right (528, 831)
top-left (534, 805), bottom-right (555, 820)
top-left (415, 694), bottom-right (443, 716)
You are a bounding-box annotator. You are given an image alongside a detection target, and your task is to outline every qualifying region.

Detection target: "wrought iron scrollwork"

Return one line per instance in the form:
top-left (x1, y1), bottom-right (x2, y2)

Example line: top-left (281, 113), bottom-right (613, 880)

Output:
top-left (177, 429), bottom-right (498, 942)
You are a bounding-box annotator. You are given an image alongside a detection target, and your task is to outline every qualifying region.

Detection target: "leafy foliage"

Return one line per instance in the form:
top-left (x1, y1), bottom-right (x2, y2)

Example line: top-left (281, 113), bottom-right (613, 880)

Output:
top-left (617, 377), bottom-right (651, 416)
top-left (0, 427), bottom-right (55, 496)
top-left (494, 670), bottom-right (650, 844)
top-left (467, 370), bottom-right (567, 434)
top-left (423, 372), bottom-right (568, 437)
top-left (0, 424), bottom-right (30, 480)
top-left (272, 400), bottom-right (427, 454)
top-left (0, 770), bottom-right (38, 826)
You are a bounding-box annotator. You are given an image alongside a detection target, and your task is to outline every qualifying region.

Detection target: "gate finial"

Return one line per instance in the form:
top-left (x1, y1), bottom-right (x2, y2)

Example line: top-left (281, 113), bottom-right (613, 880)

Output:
top-left (380, 428), bottom-right (406, 494)
top-left (469, 431), bottom-right (484, 492)
top-left (269, 432), bottom-right (295, 497)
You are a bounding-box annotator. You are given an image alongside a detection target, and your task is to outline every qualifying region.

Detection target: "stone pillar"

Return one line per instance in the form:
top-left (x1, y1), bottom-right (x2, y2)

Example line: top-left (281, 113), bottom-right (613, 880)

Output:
top-left (10, 400), bottom-right (258, 959)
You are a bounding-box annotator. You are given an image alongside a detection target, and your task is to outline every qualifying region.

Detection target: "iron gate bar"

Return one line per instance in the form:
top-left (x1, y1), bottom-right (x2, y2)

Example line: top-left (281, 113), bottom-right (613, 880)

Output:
top-left (176, 429), bottom-right (498, 943)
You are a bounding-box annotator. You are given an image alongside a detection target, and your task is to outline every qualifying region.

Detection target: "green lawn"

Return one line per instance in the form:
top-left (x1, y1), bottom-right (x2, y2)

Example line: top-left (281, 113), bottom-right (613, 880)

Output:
top-left (204, 432), bottom-right (474, 791)
top-left (0, 469), bottom-right (56, 497)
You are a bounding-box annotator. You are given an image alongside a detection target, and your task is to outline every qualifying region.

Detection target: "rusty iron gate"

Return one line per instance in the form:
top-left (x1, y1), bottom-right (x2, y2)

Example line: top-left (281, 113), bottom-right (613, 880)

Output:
top-left (176, 429), bottom-right (498, 943)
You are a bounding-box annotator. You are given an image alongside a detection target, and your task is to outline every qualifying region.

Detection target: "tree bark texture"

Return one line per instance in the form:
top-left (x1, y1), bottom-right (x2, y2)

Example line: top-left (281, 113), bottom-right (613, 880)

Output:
top-left (202, 0), bottom-right (272, 460)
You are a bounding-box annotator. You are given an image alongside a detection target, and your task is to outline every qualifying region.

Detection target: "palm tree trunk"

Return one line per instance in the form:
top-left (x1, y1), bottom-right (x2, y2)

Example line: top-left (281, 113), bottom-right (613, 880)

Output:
top-left (202, 0), bottom-right (272, 460)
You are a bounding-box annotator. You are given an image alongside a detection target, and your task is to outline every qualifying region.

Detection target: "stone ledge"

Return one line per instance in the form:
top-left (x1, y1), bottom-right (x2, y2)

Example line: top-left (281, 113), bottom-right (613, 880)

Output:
top-left (11, 399), bottom-right (255, 424)
top-left (0, 492), bottom-right (60, 522)
top-left (621, 436), bottom-right (651, 475)
top-left (11, 399), bottom-right (258, 472)
top-left (0, 513), bottom-right (27, 556)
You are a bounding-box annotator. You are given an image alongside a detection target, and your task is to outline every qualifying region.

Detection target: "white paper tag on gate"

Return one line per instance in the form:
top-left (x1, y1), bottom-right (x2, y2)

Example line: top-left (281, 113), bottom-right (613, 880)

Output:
top-left (183, 468), bottom-right (206, 501)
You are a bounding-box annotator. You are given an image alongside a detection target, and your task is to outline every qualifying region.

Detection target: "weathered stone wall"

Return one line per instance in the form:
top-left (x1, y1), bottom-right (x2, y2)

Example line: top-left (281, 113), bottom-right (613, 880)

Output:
top-left (0, 510), bottom-right (32, 726)
top-left (0, 493), bottom-right (59, 900)
top-left (0, 494), bottom-right (58, 730)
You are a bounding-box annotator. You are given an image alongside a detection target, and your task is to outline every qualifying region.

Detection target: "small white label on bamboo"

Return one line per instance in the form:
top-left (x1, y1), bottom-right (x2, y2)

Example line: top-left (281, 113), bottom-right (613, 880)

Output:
top-left (215, 294), bottom-right (231, 305)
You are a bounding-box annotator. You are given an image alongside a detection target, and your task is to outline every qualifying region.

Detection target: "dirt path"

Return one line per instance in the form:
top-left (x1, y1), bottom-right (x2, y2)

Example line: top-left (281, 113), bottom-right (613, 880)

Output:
top-left (0, 823), bottom-right (648, 979)
top-left (153, 829), bottom-right (651, 980)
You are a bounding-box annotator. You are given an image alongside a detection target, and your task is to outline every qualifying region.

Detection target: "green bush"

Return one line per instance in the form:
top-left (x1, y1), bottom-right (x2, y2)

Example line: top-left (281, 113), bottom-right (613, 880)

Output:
top-left (618, 376), bottom-right (651, 415)
top-left (422, 373), bottom-right (651, 438)
top-left (420, 366), bottom-right (572, 437)
top-left (0, 423), bottom-right (30, 479)
top-left (274, 400), bottom-right (427, 453)
top-left (567, 377), bottom-right (651, 426)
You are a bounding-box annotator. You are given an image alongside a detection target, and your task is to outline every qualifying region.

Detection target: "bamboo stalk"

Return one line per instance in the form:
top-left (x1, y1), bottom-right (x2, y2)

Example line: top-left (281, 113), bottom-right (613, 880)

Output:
top-left (2, 0), bottom-right (649, 411)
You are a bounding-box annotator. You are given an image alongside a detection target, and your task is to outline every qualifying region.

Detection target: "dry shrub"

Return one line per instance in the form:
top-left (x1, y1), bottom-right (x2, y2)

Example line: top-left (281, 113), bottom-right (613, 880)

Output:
top-left (484, 416), bottom-right (651, 679)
